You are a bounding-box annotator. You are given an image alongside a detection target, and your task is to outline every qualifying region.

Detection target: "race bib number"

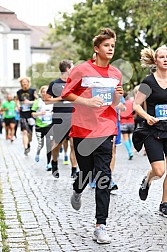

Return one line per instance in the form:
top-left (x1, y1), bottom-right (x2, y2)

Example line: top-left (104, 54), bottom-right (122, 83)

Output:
top-left (92, 87), bottom-right (114, 105)
top-left (21, 104), bottom-right (30, 112)
top-left (7, 111), bottom-right (13, 116)
top-left (155, 104), bottom-right (167, 120)
top-left (42, 112), bottom-right (52, 124)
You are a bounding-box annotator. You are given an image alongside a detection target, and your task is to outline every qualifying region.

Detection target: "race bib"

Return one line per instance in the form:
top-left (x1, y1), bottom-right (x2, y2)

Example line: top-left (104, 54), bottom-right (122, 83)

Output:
top-left (92, 87), bottom-right (114, 106)
top-left (155, 104), bottom-right (167, 120)
top-left (7, 111), bottom-right (13, 116)
top-left (42, 112), bottom-right (52, 124)
top-left (21, 104), bottom-right (30, 112)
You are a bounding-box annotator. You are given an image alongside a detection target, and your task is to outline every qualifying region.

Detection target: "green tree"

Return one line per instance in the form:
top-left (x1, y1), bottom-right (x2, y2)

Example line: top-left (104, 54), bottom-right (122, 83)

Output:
top-left (27, 35), bottom-right (80, 90)
top-left (123, 0), bottom-right (167, 48)
top-left (27, 63), bottom-right (54, 91)
top-left (47, 34), bottom-right (80, 66)
top-left (47, 0), bottom-right (167, 90)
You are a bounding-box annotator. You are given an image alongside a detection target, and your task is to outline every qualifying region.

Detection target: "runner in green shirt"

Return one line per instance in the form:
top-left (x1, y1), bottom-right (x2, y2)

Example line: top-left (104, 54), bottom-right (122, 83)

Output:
top-left (31, 85), bottom-right (53, 171)
top-left (1, 94), bottom-right (16, 141)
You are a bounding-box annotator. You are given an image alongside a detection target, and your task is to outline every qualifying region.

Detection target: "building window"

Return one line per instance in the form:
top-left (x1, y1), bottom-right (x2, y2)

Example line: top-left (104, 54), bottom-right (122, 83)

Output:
top-left (13, 39), bottom-right (19, 50)
top-left (13, 63), bottom-right (20, 79)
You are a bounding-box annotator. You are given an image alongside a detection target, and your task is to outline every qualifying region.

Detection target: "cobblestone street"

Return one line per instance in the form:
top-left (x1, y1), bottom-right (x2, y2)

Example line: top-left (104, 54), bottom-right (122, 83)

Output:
top-left (0, 130), bottom-right (167, 252)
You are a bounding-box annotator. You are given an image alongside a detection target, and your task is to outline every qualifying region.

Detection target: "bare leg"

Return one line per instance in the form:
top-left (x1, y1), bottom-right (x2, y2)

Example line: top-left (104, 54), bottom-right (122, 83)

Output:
top-left (63, 138), bottom-right (70, 164)
top-left (147, 160), bottom-right (165, 185)
top-left (63, 138), bottom-right (69, 154)
top-left (9, 123), bottom-right (15, 141)
top-left (22, 129), bottom-right (29, 149)
top-left (52, 142), bottom-right (62, 162)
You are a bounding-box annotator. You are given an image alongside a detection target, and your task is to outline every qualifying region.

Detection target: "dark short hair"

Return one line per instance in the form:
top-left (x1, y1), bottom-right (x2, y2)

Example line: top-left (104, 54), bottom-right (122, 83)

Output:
top-left (59, 60), bottom-right (73, 73)
top-left (93, 28), bottom-right (116, 47)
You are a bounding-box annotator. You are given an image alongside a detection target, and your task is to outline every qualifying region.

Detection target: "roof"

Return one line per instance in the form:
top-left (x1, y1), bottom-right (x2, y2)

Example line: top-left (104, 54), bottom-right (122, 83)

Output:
top-left (0, 6), bottom-right (52, 48)
top-left (0, 6), bottom-right (31, 30)
top-left (0, 6), bottom-right (14, 14)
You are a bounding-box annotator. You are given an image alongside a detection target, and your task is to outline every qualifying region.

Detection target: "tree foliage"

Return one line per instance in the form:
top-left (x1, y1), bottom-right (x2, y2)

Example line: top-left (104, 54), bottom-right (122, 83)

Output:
top-left (28, 0), bottom-right (167, 91)
top-left (47, 0), bottom-right (167, 90)
top-left (27, 35), bottom-right (80, 90)
top-left (27, 63), bottom-right (54, 91)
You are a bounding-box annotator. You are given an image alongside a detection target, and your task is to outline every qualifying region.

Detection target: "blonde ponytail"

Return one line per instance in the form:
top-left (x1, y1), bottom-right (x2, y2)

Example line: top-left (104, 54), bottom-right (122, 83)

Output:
top-left (140, 47), bottom-right (155, 68)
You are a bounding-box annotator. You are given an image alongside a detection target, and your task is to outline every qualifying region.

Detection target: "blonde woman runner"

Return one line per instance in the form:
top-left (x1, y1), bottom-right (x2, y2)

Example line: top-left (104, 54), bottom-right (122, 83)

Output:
top-left (133, 45), bottom-right (167, 216)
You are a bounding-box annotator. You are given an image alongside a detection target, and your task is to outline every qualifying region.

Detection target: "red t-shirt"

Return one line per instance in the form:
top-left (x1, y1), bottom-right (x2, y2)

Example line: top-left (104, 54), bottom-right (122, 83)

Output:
top-left (120, 99), bottom-right (134, 124)
top-left (61, 59), bottom-right (122, 138)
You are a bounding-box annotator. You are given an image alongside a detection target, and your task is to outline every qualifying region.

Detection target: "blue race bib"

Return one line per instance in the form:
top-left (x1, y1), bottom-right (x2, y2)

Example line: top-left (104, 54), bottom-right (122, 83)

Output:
top-left (21, 104), bottom-right (30, 112)
top-left (92, 87), bottom-right (114, 106)
top-left (42, 112), bottom-right (52, 124)
top-left (155, 104), bottom-right (167, 120)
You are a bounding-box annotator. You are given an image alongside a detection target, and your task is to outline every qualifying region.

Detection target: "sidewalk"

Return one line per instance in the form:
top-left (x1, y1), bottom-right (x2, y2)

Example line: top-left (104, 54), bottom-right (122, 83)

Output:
top-left (0, 130), bottom-right (167, 252)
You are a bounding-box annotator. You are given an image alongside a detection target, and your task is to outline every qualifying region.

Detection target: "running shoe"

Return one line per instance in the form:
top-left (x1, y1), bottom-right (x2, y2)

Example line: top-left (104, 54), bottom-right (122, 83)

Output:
top-left (129, 154), bottom-right (133, 160)
top-left (71, 191), bottom-right (82, 210)
top-left (52, 170), bottom-right (59, 178)
top-left (63, 155), bottom-right (69, 165)
top-left (25, 143), bottom-right (31, 155)
top-left (93, 224), bottom-right (111, 244)
top-left (139, 175), bottom-right (150, 200)
top-left (89, 180), bottom-right (96, 189)
top-left (35, 154), bottom-right (40, 162)
top-left (110, 181), bottom-right (118, 191)
top-left (46, 163), bottom-right (52, 171)
top-left (159, 202), bottom-right (167, 217)
top-left (24, 147), bottom-right (30, 156)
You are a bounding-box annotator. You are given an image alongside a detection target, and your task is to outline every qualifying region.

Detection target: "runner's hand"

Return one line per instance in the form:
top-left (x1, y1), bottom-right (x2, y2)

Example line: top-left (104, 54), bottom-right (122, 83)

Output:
top-left (87, 96), bottom-right (104, 107)
top-left (146, 115), bottom-right (159, 125)
top-left (114, 86), bottom-right (124, 98)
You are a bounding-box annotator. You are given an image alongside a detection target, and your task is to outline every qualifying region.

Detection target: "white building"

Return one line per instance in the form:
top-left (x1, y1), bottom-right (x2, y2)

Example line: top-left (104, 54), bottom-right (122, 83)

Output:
top-left (0, 6), bottom-right (52, 97)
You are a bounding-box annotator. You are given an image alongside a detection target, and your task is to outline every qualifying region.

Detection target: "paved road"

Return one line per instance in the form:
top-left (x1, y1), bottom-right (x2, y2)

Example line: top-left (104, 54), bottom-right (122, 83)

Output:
top-left (0, 129), bottom-right (167, 252)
